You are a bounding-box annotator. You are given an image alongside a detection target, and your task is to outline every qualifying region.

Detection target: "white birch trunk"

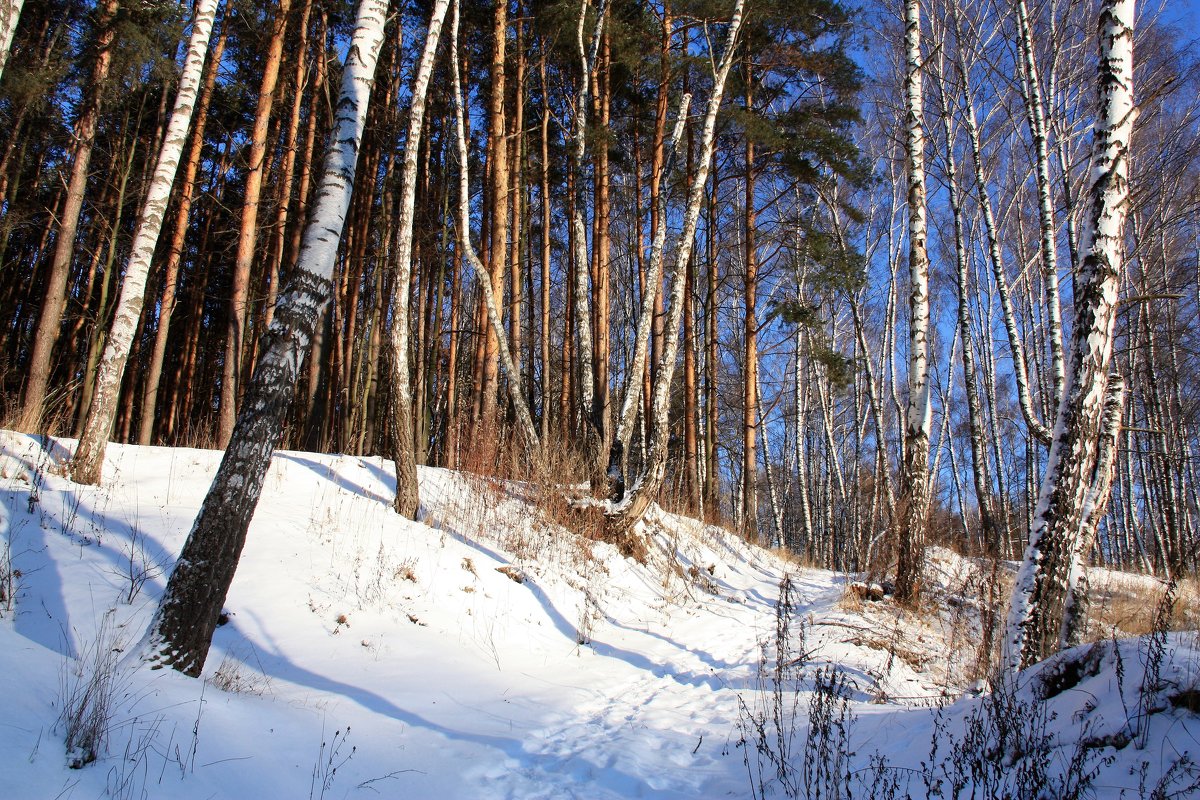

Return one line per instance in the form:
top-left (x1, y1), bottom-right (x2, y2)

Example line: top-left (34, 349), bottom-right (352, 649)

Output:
top-left (570, 0), bottom-right (609, 450)
top-left (603, 0), bottom-right (745, 533)
top-left (138, 0), bottom-right (390, 676)
top-left (384, 0), bottom-right (450, 519)
top-left (793, 326), bottom-right (815, 550)
top-left (935, 57), bottom-right (999, 550)
top-left (757, 374), bottom-right (784, 550)
top-left (895, 0), bottom-right (932, 604)
top-left (449, 0), bottom-right (540, 456)
top-left (69, 0), bottom-right (221, 485)
top-left (0, 0), bottom-right (24, 85)
top-left (1004, 0), bottom-right (1136, 672)
top-left (850, 295), bottom-right (895, 523)
top-left (1015, 0), bottom-right (1067, 404)
top-left (954, 43), bottom-right (1052, 445)
top-left (608, 91), bottom-right (690, 496)
top-left (1060, 375), bottom-right (1125, 648)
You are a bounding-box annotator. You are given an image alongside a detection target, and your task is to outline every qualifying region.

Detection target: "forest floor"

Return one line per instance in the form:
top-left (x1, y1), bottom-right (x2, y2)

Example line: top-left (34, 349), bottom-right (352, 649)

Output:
top-left (1, 429), bottom-right (1197, 799)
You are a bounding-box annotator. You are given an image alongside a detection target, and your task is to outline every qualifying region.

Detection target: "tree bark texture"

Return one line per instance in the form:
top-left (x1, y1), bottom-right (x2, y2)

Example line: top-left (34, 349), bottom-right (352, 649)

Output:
top-left (19, 0), bottom-right (119, 430)
top-left (218, 0), bottom-right (293, 447)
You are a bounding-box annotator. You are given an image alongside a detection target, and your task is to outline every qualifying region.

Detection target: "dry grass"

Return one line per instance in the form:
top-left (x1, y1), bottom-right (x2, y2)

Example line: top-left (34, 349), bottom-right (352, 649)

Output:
top-left (769, 545), bottom-right (826, 571)
top-left (209, 649), bottom-right (272, 696)
top-left (57, 612), bottom-right (128, 768)
top-left (837, 584), bottom-right (867, 615)
top-left (1089, 572), bottom-right (1200, 637)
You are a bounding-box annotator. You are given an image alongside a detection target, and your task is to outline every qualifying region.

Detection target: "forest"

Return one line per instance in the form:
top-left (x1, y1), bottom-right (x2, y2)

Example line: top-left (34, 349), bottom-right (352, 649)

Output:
top-left (0, 0), bottom-right (1197, 683)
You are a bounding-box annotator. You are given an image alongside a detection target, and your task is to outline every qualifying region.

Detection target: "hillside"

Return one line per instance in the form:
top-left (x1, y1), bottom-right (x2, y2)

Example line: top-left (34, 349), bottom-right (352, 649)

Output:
top-left (1, 431), bottom-right (1196, 799)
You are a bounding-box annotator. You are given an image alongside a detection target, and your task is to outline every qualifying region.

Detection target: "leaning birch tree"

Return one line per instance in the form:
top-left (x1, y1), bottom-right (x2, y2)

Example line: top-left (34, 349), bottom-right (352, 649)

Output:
top-left (138, 0), bottom-right (390, 676)
top-left (383, 0), bottom-right (451, 519)
top-left (895, 0), bottom-right (932, 604)
top-left (569, 0), bottom-right (610, 482)
top-left (606, 92), bottom-right (690, 499)
top-left (69, 0), bottom-right (222, 486)
top-left (448, 0), bottom-right (540, 456)
top-left (1004, 0), bottom-right (1136, 671)
top-left (602, 0), bottom-right (746, 534)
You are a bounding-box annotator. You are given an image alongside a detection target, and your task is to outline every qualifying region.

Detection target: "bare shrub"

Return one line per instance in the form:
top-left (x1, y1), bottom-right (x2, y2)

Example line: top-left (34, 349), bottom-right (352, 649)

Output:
top-left (737, 576), bottom-right (1126, 800)
top-left (0, 530), bottom-right (16, 616)
top-left (209, 649), bottom-right (271, 696)
top-left (310, 725), bottom-right (355, 800)
top-left (734, 575), bottom-right (840, 800)
top-left (926, 673), bottom-right (1110, 799)
top-left (112, 526), bottom-right (162, 604)
top-left (57, 612), bottom-right (127, 769)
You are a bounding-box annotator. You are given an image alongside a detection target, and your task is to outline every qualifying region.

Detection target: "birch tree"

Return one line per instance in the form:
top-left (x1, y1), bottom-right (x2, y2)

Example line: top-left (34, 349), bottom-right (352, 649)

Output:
top-left (931, 22), bottom-right (1000, 552)
top-left (384, 0), bottom-right (450, 519)
top-left (1005, 0), bottom-right (1136, 671)
top-left (139, 0), bottom-right (390, 675)
top-left (448, 0), bottom-right (540, 456)
top-left (603, 0), bottom-right (746, 534)
top-left (895, 0), bottom-right (932, 604)
top-left (953, 7), bottom-right (1053, 446)
top-left (70, 0), bottom-right (222, 485)
top-left (570, 0), bottom-right (610, 481)
top-left (1015, 0), bottom-right (1067, 404)
top-left (607, 92), bottom-right (690, 498)
top-left (137, 19), bottom-right (228, 445)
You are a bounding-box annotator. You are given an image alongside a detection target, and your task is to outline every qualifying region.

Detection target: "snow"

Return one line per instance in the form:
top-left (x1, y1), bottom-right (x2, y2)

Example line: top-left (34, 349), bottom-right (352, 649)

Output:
top-left (1, 430), bottom-right (1196, 798)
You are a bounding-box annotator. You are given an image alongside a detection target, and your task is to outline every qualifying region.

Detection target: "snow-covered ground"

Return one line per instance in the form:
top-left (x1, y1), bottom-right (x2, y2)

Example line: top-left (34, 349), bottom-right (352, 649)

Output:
top-left (1, 430), bottom-right (1196, 798)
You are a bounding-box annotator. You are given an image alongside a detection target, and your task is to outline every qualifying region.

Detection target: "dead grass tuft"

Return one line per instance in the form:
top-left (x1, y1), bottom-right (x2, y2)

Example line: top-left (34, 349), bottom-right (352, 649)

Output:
top-left (210, 650), bottom-right (271, 696)
top-left (1089, 573), bottom-right (1199, 637)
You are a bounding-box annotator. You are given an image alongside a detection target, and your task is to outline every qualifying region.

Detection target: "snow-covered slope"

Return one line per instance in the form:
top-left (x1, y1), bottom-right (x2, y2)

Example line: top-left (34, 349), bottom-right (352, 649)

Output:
top-left (1, 431), bottom-right (1196, 798)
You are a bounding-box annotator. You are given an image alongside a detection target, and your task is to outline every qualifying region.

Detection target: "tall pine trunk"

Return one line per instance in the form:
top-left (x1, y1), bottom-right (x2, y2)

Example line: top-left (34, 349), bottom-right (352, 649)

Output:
top-left (217, 0), bottom-right (293, 447)
top-left (477, 0), bottom-right (509, 429)
top-left (741, 77), bottom-right (758, 538)
top-left (19, 0), bottom-right (119, 430)
top-left (138, 19), bottom-right (228, 445)
top-left (449, 0), bottom-right (539, 456)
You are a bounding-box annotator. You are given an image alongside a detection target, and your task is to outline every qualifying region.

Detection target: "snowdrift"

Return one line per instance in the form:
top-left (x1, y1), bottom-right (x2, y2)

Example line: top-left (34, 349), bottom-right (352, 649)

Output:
top-left (0, 431), bottom-right (1195, 798)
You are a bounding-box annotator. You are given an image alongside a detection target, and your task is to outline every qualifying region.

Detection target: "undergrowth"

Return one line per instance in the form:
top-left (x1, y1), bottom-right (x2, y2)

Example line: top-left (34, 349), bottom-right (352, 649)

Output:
top-left (737, 573), bottom-right (1199, 799)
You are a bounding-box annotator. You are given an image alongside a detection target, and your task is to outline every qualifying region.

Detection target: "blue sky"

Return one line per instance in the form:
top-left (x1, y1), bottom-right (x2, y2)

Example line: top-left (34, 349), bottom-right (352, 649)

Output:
top-left (1163, 0), bottom-right (1200, 30)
